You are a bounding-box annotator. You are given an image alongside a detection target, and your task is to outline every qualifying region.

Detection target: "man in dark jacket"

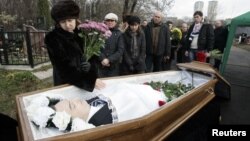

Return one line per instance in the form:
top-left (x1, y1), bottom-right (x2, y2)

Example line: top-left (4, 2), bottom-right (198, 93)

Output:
top-left (144, 11), bottom-right (171, 72)
top-left (176, 23), bottom-right (189, 63)
top-left (99, 13), bottom-right (124, 77)
top-left (213, 20), bottom-right (228, 70)
top-left (184, 11), bottom-right (214, 62)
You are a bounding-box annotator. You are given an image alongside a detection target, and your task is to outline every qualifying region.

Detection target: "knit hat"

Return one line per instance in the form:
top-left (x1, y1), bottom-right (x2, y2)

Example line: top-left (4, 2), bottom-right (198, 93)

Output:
top-left (51, 0), bottom-right (80, 22)
top-left (104, 13), bottom-right (118, 21)
top-left (128, 16), bottom-right (141, 25)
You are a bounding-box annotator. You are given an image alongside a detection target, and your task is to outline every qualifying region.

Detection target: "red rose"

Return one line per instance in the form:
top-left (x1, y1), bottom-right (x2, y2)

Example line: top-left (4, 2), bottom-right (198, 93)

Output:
top-left (158, 100), bottom-right (166, 106)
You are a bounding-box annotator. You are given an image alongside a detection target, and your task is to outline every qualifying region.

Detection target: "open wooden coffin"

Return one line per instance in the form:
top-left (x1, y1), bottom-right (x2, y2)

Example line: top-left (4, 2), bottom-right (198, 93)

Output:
top-left (16, 62), bottom-right (229, 141)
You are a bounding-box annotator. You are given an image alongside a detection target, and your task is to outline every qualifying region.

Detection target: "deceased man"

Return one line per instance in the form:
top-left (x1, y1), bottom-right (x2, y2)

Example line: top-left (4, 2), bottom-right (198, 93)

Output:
top-left (25, 82), bottom-right (166, 138)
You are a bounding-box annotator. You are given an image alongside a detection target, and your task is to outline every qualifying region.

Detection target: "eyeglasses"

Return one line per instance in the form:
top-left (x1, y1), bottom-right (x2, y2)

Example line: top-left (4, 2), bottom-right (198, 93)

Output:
top-left (105, 19), bottom-right (115, 22)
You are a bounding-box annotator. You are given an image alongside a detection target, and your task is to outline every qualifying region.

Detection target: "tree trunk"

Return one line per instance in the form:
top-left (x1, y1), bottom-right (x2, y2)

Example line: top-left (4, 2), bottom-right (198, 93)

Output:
top-left (122, 0), bottom-right (138, 22)
top-left (130, 0), bottom-right (138, 13)
top-left (123, 0), bottom-right (129, 16)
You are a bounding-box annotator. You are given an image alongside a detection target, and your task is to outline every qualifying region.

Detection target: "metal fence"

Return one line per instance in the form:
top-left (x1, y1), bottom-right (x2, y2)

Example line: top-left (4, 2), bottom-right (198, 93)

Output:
top-left (0, 29), bottom-right (49, 68)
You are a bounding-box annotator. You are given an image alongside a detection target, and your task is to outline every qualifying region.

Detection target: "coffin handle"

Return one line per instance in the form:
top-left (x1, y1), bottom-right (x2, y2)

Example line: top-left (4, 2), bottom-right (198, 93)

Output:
top-left (206, 87), bottom-right (214, 95)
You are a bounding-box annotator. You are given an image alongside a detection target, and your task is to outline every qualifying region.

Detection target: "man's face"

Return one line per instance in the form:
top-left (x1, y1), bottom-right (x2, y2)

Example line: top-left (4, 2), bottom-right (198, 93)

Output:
top-left (168, 23), bottom-right (173, 30)
top-left (181, 24), bottom-right (188, 32)
top-left (55, 99), bottom-right (90, 120)
top-left (129, 23), bottom-right (139, 32)
top-left (104, 19), bottom-right (117, 29)
top-left (193, 15), bottom-right (203, 24)
top-left (153, 13), bottom-right (162, 24)
top-left (215, 21), bottom-right (222, 28)
top-left (142, 21), bottom-right (147, 26)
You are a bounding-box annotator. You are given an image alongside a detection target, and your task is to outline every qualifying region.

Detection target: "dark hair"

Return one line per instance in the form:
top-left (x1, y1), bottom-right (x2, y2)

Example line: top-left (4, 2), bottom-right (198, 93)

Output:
top-left (166, 21), bottom-right (173, 26)
top-left (128, 16), bottom-right (141, 25)
top-left (47, 96), bottom-right (61, 107)
top-left (193, 11), bottom-right (203, 17)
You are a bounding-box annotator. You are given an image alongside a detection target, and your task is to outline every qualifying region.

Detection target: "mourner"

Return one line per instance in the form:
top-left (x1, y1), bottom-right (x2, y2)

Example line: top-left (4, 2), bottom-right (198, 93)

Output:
top-left (98, 13), bottom-right (124, 77)
top-left (121, 15), bottom-right (146, 75)
top-left (144, 11), bottom-right (171, 72)
top-left (184, 11), bottom-right (214, 62)
top-left (45, 0), bottom-right (105, 91)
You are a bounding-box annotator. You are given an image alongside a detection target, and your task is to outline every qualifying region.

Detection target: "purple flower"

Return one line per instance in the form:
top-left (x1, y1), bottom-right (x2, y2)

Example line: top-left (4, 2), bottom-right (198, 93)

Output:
top-left (78, 22), bottom-right (91, 29)
top-left (104, 30), bottom-right (112, 38)
top-left (77, 21), bottom-right (112, 61)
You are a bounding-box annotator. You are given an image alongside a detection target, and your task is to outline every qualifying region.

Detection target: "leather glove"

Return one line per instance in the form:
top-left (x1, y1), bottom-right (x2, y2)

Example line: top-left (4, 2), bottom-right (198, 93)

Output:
top-left (80, 62), bottom-right (91, 72)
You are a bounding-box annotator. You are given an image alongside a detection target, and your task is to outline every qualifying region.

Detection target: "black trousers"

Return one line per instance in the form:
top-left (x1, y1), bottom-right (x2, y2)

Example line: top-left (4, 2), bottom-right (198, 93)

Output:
top-left (214, 59), bottom-right (221, 70)
top-left (145, 54), bottom-right (164, 72)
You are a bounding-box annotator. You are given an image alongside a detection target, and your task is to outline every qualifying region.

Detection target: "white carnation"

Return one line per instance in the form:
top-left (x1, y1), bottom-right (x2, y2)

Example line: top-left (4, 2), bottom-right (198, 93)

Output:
top-left (29, 107), bottom-right (55, 128)
top-left (30, 96), bottom-right (49, 107)
top-left (26, 104), bottom-right (40, 116)
top-left (52, 111), bottom-right (71, 131)
top-left (71, 118), bottom-right (95, 132)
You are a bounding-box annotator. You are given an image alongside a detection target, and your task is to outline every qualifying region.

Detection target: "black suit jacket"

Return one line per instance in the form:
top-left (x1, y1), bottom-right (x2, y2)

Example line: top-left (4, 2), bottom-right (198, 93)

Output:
top-left (86, 97), bottom-right (113, 126)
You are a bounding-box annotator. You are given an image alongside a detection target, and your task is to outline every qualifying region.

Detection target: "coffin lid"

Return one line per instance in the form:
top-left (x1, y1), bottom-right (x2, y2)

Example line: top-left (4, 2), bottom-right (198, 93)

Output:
top-left (177, 61), bottom-right (228, 84)
top-left (177, 61), bottom-right (231, 99)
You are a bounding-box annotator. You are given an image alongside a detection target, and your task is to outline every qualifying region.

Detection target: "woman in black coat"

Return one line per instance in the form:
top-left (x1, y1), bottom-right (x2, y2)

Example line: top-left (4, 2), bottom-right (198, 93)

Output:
top-left (121, 16), bottom-right (146, 75)
top-left (45, 0), bottom-right (104, 92)
top-left (98, 13), bottom-right (124, 77)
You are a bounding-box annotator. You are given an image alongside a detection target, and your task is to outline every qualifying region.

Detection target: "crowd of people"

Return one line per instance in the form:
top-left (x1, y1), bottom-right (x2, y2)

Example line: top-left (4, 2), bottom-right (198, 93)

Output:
top-left (44, 0), bottom-right (229, 92)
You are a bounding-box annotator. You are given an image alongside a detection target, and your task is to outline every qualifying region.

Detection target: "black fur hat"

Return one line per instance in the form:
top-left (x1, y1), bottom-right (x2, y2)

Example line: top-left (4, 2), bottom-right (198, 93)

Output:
top-left (51, 0), bottom-right (80, 22)
top-left (128, 16), bottom-right (141, 25)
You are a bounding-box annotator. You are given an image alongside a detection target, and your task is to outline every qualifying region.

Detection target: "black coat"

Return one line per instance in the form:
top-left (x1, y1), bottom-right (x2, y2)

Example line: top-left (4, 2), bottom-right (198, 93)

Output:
top-left (185, 23), bottom-right (214, 52)
top-left (98, 27), bottom-right (124, 77)
top-left (0, 113), bottom-right (18, 141)
top-left (214, 26), bottom-right (228, 52)
top-left (45, 27), bottom-right (97, 92)
top-left (122, 29), bottom-right (146, 72)
top-left (144, 22), bottom-right (171, 56)
top-left (99, 27), bottom-right (124, 64)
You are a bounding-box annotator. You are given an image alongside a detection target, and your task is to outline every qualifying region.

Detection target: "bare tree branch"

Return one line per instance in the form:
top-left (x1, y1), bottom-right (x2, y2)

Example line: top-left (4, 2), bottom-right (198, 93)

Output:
top-left (130, 0), bottom-right (138, 13)
top-left (123, 0), bottom-right (130, 16)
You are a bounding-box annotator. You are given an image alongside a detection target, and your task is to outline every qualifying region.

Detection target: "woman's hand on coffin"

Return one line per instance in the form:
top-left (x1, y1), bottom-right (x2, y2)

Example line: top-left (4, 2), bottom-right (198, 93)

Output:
top-left (95, 79), bottom-right (106, 90)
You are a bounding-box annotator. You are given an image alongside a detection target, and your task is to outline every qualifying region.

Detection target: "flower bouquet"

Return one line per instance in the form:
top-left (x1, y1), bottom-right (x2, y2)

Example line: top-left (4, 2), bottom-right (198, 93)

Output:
top-left (170, 27), bottom-right (182, 46)
top-left (144, 81), bottom-right (194, 102)
top-left (78, 21), bottom-right (112, 61)
top-left (171, 27), bottom-right (182, 41)
top-left (209, 49), bottom-right (223, 60)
